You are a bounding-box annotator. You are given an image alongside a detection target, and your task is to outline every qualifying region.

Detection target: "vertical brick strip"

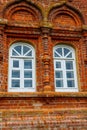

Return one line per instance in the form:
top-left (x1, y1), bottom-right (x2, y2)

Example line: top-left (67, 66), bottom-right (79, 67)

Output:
top-left (0, 26), bottom-right (4, 92)
top-left (41, 27), bottom-right (52, 91)
top-left (82, 37), bottom-right (87, 58)
top-left (0, 112), bottom-right (2, 130)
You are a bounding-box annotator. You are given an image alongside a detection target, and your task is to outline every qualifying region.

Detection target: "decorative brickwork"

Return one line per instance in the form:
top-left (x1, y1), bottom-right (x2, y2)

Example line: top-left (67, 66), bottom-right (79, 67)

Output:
top-left (0, 0), bottom-right (87, 129)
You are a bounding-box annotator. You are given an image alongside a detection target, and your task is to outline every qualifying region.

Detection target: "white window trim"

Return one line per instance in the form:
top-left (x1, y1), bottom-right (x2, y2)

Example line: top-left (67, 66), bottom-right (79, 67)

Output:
top-left (8, 42), bottom-right (36, 92)
top-left (53, 45), bottom-right (78, 92)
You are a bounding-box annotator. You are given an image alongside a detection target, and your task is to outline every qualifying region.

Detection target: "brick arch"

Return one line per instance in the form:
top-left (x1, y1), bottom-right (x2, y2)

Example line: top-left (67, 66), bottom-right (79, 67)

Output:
top-left (48, 4), bottom-right (84, 29)
top-left (2, 0), bottom-right (43, 26)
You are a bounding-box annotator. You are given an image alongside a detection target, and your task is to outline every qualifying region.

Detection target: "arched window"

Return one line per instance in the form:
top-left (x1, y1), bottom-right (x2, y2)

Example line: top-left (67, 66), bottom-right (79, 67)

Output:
top-left (53, 45), bottom-right (78, 92)
top-left (8, 42), bottom-right (36, 92)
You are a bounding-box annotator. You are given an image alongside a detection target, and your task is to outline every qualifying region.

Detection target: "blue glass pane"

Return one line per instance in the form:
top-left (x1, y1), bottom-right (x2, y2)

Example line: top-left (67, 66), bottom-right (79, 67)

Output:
top-left (26, 51), bottom-right (32, 56)
top-left (24, 60), bottom-right (32, 69)
top-left (12, 80), bottom-right (20, 87)
top-left (67, 53), bottom-right (72, 58)
top-left (54, 52), bottom-right (60, 57)
top-left (14, 46), bottom-right (21, 54)
top-left (24, 80), bottom-right (32, 87)
top-left (64, 48), bottom-right (70, 56)
top-left (12, 50), bottom-right (18, 56)
top-left (13, 60), bottom-right (19, 68)
top-left (67, 80), bottom-right (75, 87)
top-left (66, 71), bottom-right (74, 78)
top-left (12, 70), bottom-right (20, 78)
top-left (56, 48), bottom-right (62, 56)
top-left (56, 80), bottom-right (63, 87)
top-left (56, 62), bottom-right (61, 68)
top-left (23, 46), bottom-right (30, 55)
top-left (66, 61), bottom-right (73, 70)
top-left (56, 71), bottom-right (63, 78)
top-left (24, 71), bottom-right (32, 78)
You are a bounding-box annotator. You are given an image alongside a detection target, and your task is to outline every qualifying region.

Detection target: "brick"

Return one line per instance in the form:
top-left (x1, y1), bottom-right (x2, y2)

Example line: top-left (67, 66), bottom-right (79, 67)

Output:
top-left (0, 0), bottom-right (87, 129)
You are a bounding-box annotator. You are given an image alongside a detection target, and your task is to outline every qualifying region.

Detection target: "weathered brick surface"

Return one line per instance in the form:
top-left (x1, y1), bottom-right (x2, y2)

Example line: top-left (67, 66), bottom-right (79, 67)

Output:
top-left (0, 0), bottom-right (87, 129)
top-left (0, 109), bottom-right (87, 130)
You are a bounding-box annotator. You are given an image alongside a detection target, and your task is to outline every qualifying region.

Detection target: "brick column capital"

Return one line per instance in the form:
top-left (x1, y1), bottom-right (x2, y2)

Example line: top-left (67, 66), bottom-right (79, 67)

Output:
top-left (40, 27), bottom-right (51, 35)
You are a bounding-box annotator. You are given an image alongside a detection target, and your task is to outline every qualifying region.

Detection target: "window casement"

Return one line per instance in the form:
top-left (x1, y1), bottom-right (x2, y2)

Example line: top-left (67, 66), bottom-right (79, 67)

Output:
top-left (53, 45), bottom-right (78, 92)
top-left (8, 43), bottom-right (36, 92)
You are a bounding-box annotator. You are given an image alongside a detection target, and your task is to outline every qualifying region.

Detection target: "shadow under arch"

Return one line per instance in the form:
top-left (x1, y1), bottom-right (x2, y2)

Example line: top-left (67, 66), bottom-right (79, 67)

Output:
top-left (2, 0), bottom-right (43, 21)
top-left (48, 3), bottom-right (84, 28)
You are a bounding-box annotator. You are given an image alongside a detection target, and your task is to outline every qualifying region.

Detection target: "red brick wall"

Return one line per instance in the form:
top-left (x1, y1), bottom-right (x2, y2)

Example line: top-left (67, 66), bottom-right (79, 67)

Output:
top-left (0, 0), bottom-right (87, 129)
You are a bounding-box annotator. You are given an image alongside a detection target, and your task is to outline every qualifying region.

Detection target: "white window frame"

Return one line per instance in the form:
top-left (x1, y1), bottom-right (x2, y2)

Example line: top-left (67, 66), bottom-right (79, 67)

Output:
top-left (8, 42), bottom-right (36, 92)
top-left (53, 45), bottom-right (78, 92)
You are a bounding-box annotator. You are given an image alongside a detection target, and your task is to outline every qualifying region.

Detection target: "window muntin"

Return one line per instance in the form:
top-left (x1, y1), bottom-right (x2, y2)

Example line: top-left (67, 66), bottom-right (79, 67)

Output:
top-left (54, 45), bottom-right (78, 92)
top-left (8, 43), bottom-right (35, 92)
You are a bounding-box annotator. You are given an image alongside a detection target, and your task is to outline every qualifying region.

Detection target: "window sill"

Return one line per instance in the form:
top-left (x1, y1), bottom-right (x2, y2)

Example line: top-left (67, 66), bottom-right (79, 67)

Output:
top-left (0, 92), bottom-right (87, 98)
top-left (8, 88), bottom-right (36, 92)
top-left (55, 88), bottom-right (78, 92)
